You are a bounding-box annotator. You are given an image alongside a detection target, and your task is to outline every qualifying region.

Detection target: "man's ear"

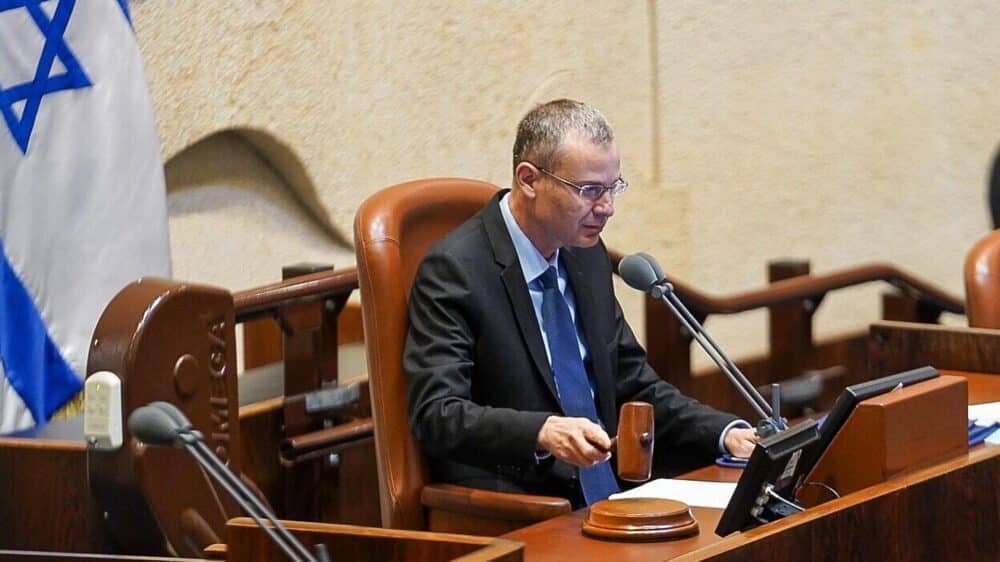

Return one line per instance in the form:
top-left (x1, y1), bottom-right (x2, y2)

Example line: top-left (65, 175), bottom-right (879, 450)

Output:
top-left (514, 162), bottom-right (541, 199)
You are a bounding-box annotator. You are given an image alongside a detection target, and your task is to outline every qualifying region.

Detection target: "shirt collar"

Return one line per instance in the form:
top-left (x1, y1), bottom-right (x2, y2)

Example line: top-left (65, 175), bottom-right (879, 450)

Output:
top-left (500, 192), bottom-right (559, 286)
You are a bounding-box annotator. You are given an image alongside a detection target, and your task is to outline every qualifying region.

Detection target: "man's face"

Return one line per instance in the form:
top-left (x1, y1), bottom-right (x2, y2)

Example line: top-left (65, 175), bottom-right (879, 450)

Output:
top-left (529, 134), bottom-right (620, 257)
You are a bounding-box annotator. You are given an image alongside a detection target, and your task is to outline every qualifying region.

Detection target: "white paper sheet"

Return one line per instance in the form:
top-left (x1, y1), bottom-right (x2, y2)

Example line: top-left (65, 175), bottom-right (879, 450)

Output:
top-left (609, 478), bottom-right (737, 509)
top-left (968, 401), bottom-right (1000, 425)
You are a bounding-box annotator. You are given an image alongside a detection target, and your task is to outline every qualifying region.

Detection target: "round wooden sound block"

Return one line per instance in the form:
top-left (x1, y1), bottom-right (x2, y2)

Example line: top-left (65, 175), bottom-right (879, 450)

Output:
top-left (582, 498), bottom-right (699, 541)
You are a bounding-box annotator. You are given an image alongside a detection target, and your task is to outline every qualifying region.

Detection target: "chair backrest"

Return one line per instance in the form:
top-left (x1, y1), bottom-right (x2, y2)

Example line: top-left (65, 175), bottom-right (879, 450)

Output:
top-left (965, 229), bottom-right (1000, 328)
top-left (354, 178), bottom-right (500, 530)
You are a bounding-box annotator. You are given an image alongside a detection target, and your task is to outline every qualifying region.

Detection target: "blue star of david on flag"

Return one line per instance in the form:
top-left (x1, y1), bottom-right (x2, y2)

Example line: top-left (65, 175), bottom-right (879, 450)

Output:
top-left (0, 0), bottom-right (92, 154)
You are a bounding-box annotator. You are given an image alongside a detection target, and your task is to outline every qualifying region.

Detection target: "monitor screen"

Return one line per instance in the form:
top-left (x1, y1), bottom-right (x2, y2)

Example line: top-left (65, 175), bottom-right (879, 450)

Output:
top-left (715, 419), bottom-right (820, 536)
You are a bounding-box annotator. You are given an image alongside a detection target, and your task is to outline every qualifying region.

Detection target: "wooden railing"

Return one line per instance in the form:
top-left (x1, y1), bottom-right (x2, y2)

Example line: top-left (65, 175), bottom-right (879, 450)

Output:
top-left (608, 251), bottom-right (965, 419)
top-left (234, 267), bottom-right (359, 320)
top-left (231, 264), bottom-right (378, 527)
top-left (238, 254), bottom-right (965, 422)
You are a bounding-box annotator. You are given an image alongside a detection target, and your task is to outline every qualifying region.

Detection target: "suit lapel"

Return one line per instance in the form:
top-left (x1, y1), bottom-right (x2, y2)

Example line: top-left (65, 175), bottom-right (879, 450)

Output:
top-left (481, 193), bottom-right (561, 404)
top-left (561, 248), bottom-right (618, 433)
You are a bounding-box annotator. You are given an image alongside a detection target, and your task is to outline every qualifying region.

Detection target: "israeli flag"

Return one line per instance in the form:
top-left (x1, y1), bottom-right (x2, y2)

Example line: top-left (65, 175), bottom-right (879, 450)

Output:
top-left (0, 0), bottom-right (170, 433)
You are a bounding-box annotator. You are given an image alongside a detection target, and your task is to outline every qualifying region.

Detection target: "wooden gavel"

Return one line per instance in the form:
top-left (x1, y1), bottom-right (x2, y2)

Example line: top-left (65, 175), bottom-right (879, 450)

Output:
top-left (584, 401), bottom-right (700, 541)
top-left (611, 401), bottom-right (655, 482)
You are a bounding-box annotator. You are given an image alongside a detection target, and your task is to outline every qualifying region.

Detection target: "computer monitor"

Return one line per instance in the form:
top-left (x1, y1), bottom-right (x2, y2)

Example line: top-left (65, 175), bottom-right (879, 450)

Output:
top-left (715, 365), bottom-right (940, 536)
top-left (715, 419), bottom-right (820, 536)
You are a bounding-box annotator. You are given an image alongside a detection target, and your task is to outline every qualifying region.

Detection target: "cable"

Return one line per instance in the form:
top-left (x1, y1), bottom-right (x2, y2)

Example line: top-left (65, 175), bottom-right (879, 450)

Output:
top-left (797, 481), bottom-right (841, 501)
top-left (763, 484), bottom-right (804, 513)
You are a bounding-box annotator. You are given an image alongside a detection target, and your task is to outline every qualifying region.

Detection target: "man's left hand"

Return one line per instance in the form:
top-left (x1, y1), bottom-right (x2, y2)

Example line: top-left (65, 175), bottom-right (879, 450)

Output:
top-left (723, 427), bottom-right (758, 458)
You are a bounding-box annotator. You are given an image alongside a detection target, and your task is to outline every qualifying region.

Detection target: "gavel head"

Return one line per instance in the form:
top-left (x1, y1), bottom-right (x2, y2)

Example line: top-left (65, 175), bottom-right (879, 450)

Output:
top-left (616, 401), bottom-right (654, 482)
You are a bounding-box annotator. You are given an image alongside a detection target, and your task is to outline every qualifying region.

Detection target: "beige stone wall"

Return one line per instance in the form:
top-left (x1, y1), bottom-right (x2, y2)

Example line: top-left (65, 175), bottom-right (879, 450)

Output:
top-left (133, 1), bottom-right (1000, 361)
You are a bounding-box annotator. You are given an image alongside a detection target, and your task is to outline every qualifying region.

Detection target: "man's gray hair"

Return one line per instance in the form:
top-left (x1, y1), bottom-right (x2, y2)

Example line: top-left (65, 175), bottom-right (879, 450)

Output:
top-left (512, 99), bottom-right (614, 172)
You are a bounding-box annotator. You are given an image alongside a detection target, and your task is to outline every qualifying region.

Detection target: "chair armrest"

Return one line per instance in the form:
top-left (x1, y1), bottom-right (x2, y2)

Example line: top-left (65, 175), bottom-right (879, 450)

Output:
top-left (421, 483), bottom-right (571, 523)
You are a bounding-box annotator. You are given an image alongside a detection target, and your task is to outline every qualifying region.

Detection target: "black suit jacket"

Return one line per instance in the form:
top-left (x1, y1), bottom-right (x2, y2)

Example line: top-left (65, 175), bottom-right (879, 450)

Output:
top-left (404, 190), bottom-right (736, 503)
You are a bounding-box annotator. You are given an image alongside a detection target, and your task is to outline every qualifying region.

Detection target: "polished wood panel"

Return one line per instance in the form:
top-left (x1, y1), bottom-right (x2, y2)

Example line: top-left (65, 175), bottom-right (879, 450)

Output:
top-left (800, 375), bottom-right (969, 504)
top-left (507, 446), bottom-right (999, 562)
top-left (0, 432), bottom-right (114, 552)
top-left (0, 553), bottom-right (203, 561)
top-left (960, 370), bottom-right (1000, 403)
top-left (869, 321), bottom-right (1000, 375)
top-left (506, 373), bottom-right (1000, 561)
top-left (679, 446), bottom-right (999, 562)
top-left (224, 518), bottom-right (523, 562)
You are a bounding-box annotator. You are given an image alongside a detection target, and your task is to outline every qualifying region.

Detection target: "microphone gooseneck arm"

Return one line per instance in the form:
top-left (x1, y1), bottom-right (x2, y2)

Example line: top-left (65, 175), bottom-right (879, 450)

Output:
top-left (619, 254), bottom-right (787, 434)
top-left (654, 280), bottom-right (785, 432)
top-left (179, 432), bottom-right (318, 562)
top-left (128, 404), bottom-right (328, 562)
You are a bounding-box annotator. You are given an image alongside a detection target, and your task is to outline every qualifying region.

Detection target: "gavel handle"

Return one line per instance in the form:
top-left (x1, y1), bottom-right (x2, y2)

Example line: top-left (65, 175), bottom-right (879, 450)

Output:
top-left (594, 436), bottom-right (619, 456)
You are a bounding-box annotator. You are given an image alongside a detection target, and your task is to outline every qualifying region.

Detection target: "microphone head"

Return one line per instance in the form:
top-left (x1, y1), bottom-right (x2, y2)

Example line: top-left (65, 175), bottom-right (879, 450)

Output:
top-left (619, 253), bottom-right (663, 293)
top-left (127, 405), bottom-right (183, 447)
top-left (636, 252), bottom-right (665, 281)
top-left (148, 401), bottom-right (193, 432)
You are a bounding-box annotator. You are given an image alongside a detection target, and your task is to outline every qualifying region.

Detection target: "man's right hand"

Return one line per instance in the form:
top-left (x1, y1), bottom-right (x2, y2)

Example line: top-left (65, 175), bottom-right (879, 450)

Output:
top-left (536, 415), bottom-right (613, 467)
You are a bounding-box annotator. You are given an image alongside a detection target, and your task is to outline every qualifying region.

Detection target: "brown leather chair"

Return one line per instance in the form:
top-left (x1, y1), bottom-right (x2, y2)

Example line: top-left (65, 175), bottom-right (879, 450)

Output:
top-left (965, 229), bottom-right (1000, 328)
top-left (354, 178), bottom-right (572, 535)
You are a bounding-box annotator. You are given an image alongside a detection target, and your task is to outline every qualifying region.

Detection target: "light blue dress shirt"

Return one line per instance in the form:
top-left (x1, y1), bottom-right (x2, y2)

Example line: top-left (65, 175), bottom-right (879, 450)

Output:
top-left (499, 193), bottom-right (589, 367)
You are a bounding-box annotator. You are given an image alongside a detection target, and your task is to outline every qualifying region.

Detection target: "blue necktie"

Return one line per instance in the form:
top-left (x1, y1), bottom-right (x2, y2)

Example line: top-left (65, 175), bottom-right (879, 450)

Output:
top-left (537, 266), bottom-right (619, 504)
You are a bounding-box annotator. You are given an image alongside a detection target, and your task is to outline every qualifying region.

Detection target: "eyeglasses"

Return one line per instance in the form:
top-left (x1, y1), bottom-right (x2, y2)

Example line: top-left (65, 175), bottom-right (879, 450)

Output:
top-left (528, 162), bottom-right (629, 201)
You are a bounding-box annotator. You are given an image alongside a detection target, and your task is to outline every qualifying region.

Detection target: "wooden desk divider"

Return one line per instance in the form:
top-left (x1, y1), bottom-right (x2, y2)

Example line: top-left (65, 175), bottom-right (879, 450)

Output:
top-left (222, 518), bottom-right (523, 562)
top-left (799, 375), bottom-right (968, 506)
top-left (88, 278), bottom-right (242, 556)
top-left (869, 320), bottom-right (1000, 376)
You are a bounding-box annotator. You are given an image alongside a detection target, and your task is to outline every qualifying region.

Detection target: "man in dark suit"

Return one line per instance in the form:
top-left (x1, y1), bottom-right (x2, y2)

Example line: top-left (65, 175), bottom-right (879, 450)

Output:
top-left (405, 99), bottom-right (756, 507)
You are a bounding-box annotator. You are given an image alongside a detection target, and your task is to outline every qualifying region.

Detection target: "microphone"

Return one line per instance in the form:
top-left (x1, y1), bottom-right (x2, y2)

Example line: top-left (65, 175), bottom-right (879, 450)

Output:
top-left (619, 253), bottom-right (661, 292)
top-left (620, 253), bottom-right (786, 436)
top-left (127, 404), bottom-right (329, 562)
top-left (127, 404), bottom-right (185, 447)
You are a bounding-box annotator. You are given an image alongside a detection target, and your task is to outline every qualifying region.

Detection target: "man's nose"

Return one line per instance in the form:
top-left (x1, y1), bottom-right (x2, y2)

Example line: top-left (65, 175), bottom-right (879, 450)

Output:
top-left (592, 191), bottom-right (615, 217)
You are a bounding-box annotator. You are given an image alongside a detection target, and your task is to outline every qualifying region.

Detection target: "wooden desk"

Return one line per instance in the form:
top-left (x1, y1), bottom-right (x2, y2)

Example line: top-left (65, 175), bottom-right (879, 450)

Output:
top-left (0, 417), bottom-right (116, 553)
top-left (958, 370), bottom-right (1000, 403)
top-left (505, 371), bottom-right (1000, 561)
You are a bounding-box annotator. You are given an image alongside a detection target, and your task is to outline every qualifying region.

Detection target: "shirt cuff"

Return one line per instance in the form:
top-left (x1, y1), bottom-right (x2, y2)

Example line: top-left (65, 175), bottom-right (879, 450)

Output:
top-left (534, 450), bottom-right (552, 463)
top-left (718, 419), bottom-right (752, 454)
